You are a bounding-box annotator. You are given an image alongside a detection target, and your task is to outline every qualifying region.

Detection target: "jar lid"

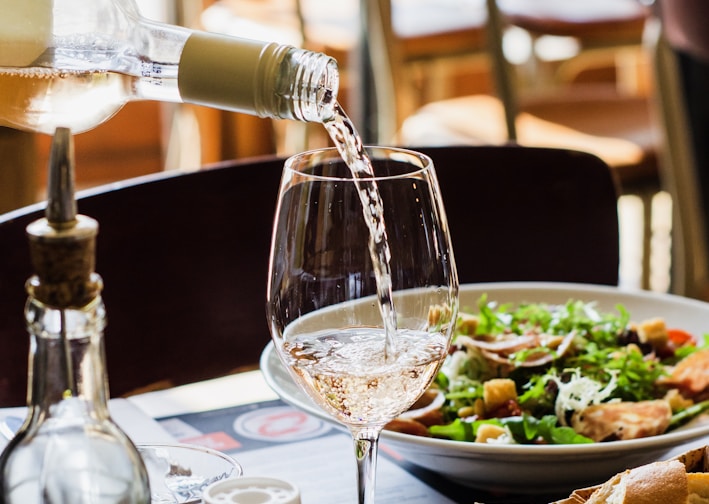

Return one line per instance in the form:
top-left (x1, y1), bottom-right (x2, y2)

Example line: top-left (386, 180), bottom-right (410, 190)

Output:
top-left (203, 476), bottom-right (301, 504)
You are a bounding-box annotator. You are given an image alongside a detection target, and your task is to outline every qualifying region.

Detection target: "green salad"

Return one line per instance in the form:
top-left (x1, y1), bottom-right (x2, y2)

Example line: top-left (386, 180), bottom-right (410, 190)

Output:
top-left (390, 296), bottom-right (709, 445)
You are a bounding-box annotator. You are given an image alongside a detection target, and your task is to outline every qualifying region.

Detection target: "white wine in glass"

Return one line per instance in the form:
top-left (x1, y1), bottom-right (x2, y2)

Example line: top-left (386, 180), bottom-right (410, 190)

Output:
top-left (267, 146), bottom-right (459, 503)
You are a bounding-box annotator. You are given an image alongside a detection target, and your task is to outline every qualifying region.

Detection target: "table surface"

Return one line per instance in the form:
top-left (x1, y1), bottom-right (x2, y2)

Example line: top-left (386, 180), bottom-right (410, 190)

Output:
top-left (0, 371), bottom-right (707, 504)
top-left (122, 370), bottom-right (708, 504)
top-left (1, 369), bottom-right (705, 503)
top-left (131, 371), bottom-right (473, 503)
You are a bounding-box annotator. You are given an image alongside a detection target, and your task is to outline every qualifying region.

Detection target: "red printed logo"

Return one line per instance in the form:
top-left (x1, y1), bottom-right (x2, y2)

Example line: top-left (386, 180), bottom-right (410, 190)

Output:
top-left (181, 431), bottom-right (242, 452)
top-left (233, 406), bottom-right (332, 442)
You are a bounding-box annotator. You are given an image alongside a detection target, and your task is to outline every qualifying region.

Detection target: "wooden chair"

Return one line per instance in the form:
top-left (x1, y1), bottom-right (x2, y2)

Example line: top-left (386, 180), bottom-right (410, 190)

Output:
top-left (0, 157), bottom-right (284, 407)
top-left (395, 0), bottom-right (657, 288)
top-left (351, 0), bottom-right (490, 141)
top-left (421, 145), bottom-right (620, 286)
top-left (0, 145), bottom-right (618, 407)
top-left (497, 0), bottom-right (650, 91)
top-left (396, 1), bottom-right (658, 187)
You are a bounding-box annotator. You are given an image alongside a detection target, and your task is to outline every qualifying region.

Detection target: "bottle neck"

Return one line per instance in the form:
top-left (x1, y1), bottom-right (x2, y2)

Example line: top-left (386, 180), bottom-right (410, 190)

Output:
top-left (177, 32), bottom-right (338, 122)
top-left (24, 296), bottom-right (110, 418)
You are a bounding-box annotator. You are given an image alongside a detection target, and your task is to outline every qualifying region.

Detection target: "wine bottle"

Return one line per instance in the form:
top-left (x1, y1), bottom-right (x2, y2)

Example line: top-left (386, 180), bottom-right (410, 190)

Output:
top-left (0, 0), bottom-right (339, 134)
top-left (0, 128), bottom-right (151, 503)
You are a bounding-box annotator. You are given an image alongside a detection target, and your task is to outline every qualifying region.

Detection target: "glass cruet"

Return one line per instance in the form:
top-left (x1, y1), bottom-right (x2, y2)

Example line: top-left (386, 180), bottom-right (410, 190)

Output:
top-left (0, 127), bottom-right (150, 504)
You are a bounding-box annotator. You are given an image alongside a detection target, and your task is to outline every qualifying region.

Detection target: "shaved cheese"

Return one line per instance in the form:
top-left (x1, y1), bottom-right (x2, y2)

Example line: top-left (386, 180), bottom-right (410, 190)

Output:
top-left (0, 0), bottom-right (53, 66)
top-left (554, 370), bottom-right (619, 426)
top-left (441, 349), bottom-right (468, 381)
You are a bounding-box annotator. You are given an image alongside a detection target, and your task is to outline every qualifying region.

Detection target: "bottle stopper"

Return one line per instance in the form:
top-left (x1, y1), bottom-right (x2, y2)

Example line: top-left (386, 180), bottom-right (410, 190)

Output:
top-left (25, 127), bottom-right (102, 308)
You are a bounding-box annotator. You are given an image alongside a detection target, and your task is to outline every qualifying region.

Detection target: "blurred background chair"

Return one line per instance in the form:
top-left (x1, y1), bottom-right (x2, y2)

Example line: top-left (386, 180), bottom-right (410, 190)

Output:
top-left (0, 144), bottom-right (618, 407)
top-left (647, 0), bottom-right (709, 300)
top-left (497, 0), bottom-right (649, 93)
top-left (394, 0), bottom-right (660, 290)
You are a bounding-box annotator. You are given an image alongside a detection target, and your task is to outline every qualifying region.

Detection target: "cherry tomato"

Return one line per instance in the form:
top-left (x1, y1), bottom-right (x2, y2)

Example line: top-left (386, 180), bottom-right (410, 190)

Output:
top-left (667, 328), bottom-right (696, 346)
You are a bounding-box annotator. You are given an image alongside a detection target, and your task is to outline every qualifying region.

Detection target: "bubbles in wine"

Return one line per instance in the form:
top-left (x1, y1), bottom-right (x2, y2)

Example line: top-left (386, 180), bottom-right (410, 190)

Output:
top-left (284, 328), bottom-right (447, 426)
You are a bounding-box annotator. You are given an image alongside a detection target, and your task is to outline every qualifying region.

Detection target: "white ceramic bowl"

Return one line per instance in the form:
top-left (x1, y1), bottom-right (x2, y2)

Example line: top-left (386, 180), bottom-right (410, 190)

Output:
top-left (260, 282), bottom-right (709, 494)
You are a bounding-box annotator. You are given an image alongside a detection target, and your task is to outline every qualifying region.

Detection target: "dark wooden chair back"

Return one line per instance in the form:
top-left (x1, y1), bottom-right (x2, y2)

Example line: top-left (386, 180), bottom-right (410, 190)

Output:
top-left (426, 146), bottom-right (620, 285)
top-left (0, 145), bottom-right (619, 406)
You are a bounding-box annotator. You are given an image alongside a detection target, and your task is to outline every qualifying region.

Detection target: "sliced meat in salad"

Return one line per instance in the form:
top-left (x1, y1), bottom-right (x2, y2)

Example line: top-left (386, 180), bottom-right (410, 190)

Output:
top-left (386, 296), bottom-right (709, 445)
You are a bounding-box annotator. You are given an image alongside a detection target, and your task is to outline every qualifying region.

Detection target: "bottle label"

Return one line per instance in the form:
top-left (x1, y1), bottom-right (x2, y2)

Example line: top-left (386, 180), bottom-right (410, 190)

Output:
top-left (140, 60), bottom-right (163, 86)
top-left (0, 0), bottom-right (53, 66)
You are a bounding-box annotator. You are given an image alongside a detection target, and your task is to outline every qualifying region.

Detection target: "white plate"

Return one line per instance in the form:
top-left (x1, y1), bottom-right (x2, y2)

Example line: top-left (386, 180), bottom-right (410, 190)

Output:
top-left (260, 282), bottom-right (709, 494)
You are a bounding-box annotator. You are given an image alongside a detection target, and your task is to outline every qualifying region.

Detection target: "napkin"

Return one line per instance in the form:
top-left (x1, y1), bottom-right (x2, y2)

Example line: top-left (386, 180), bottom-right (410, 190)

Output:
top-left (0, 397), bottom-right (175, 450)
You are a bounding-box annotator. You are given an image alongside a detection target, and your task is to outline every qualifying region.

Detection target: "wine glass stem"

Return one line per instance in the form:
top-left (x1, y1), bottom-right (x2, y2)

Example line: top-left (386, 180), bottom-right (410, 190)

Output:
top-left (352, 427), bottom-right (382, 504)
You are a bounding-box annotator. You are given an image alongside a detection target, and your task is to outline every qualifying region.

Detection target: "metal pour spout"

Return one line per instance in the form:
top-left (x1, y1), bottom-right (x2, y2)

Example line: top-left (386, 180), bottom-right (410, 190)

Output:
top-left (45, 127), bottom-right (78, 229)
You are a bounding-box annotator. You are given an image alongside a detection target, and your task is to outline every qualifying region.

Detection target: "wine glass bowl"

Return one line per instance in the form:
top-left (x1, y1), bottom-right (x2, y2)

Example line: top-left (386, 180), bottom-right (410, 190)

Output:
top-left (277, 287), bottom-right (458, 428)
top-left (266, 146), bottom-right (458, 503)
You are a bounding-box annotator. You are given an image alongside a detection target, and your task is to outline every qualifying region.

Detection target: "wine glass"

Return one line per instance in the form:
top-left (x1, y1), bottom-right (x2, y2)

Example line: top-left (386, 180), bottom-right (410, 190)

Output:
top-left (266, 146), bottom-right (459, 503)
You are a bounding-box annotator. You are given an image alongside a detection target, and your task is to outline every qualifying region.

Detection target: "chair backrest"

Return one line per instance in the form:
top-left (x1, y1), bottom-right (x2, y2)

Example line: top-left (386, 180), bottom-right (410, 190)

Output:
top-left (0, 145), bottom-right (619, 407)
top-left (648, 1), bottom-right (709, 299)
top-left (424, 146), bottom-right (619, 285)
top-left (0, 157), bottom-right (285, 406)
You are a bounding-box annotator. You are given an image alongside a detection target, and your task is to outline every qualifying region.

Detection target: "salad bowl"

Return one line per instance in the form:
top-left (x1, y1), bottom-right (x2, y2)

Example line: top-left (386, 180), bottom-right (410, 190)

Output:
top-left (260, 282), bottom-right (709, 493)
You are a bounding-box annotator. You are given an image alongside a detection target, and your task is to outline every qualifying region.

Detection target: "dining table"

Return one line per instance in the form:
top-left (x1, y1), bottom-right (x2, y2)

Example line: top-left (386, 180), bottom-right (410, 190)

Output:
top-left (2, 364), bottom-right (704, 504)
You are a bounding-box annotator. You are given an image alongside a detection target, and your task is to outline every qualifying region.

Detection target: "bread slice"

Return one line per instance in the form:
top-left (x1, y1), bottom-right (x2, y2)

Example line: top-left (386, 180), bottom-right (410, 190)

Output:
top-left (586, 460), bottom-right (688, 504)
top-left (584, 471), bottom-right (627, 504)
top-left (554, 447), bottom-right (709, 504)
top-left (620, 460), bottom-right (688, 504)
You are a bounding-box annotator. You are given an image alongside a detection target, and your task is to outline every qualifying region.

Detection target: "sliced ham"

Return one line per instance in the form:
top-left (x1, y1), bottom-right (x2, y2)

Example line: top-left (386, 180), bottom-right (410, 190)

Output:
top-left (570, 400), bottom-right (672, 442)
